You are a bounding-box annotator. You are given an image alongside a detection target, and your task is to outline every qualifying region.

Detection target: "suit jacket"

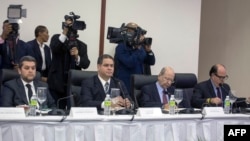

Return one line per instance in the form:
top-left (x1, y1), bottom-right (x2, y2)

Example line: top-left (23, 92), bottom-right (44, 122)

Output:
top-left (47, 34), bottom-right (90, 94)
top-left (26, 39), bottom-right (52, 77)
top-left (0, 39), bottom-right (28, 69)
top-left (1, 77), bottom-right (56, 108)
top-left (80, 75), bottom-right (132, 110)
top-left (191, 79), bottom-right (230, 108)
top-left (140, 82), bottom-right (188, 108)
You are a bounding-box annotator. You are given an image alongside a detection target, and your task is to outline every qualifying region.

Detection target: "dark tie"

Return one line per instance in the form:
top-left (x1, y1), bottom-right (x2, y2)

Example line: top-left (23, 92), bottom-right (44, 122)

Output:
top-left (216, 87), bottom-right (222, 106)
top-left (26, 84), bottom-right (33, 100)
top-left (162, 90), bottom-right (168, 104)
top-left (104, 82), bottom-right (109, 94)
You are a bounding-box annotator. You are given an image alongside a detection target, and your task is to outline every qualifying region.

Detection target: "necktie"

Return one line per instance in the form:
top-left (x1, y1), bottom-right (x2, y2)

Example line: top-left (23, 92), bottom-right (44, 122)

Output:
top-left (104, 82), bottom-right (109, 94)
top-left (216, 87), bottom-right (221, 99)
top-left (26, 84), bottom-right (33, 100)
top-left (162, 90), bottom-right (168, 104)
top-left (216, 87), bottom-right (222, 106)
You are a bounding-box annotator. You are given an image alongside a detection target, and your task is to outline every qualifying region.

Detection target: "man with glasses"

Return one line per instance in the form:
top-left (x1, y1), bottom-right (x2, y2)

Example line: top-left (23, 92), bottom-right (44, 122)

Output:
top-left (191, 64), bottom-right (249, 109)
top-left (140, 66), bottom-right (188, 109)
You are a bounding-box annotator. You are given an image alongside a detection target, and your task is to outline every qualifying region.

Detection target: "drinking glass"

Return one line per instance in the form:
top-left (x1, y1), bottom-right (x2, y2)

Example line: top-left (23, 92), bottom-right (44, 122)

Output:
top-left (174, 89), bottom-right (183, 114)
top-left (110, 88), bottom-right (120, 115)
top-left (37, 87), bottom-right (47, 116)
top-left (229, 90), bottom-right (237, 114)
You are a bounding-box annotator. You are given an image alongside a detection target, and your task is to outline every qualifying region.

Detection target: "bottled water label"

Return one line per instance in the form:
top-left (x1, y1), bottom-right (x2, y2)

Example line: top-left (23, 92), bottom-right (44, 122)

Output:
top-left (30, 99), bottom-right (37, 106)
top-left (225, 100), bottom-right (230, 106)
top-left (104, 101), bottom-right (111, 107)
top-left (169, 100), bottom-right (175, 107)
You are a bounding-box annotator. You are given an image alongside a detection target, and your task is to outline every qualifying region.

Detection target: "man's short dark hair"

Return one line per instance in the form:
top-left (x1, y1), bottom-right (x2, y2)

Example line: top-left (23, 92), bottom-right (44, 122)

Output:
top-left (34, 25), bottom-right (47, 37)
top-left (97, 54), bottom-right (114, 65)
top-left (19, 55), bottom-right (37, 68)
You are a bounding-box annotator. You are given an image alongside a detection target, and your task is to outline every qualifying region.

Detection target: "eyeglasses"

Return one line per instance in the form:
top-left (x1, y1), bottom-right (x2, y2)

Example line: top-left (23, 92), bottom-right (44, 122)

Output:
top-left (214, 73), bottom-right (229, 80)
top-left (162, 77), bottom-right (175, 84)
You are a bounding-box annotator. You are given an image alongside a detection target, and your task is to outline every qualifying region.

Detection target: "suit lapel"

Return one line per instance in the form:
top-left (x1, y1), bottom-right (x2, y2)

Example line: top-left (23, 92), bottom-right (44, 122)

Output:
top-left (93, 76), bottom-right (106, 99)
top-left (17, 78), bottom-right (29, 105)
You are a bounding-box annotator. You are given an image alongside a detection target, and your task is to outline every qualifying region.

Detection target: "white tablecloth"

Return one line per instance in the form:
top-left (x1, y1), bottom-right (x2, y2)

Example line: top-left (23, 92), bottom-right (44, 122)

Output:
top-left (0, 114), bottom-right (250, 141)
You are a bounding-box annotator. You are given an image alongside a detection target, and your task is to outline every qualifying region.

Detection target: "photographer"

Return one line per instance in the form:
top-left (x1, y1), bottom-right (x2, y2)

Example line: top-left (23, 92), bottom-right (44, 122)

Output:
top-left (0, 20), bottom-right (28, 70)
top-left (114, 22), bottom-right (155, 92)
top-left (47, 14), bottom-right (90, 109)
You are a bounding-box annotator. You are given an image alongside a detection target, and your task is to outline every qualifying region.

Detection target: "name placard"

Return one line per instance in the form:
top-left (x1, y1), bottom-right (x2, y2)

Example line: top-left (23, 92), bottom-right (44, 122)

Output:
top-left (202, 107), bottom-right (224, 115)
top-left (70, 107), bottom-right (98, 117)
top-left (0, 107), bottom-right (25, 118)
top-left (137, 108), bottom-right (162, 117)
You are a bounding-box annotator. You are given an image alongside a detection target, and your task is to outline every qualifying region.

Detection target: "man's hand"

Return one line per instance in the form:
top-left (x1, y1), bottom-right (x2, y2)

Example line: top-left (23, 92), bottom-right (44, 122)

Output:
top-left (1, 23), bottom-right (12, 40)
top-left (144, 45), bottom-right (152, 52)
top-left (210, 97), bottom-right (222, 105)
top-left (70, 47), bottom-right (79, 59)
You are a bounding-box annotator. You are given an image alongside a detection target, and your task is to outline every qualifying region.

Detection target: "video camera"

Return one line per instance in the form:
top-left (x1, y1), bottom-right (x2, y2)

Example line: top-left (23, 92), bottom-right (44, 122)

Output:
top-left (62, 12), bottom-right (86, 49)
top-left (107, 23), bottom-right (152, 46)
top-left (7, 4), bottom-right (27, 38)
top-left (62, 12), bottom-right (86, 31)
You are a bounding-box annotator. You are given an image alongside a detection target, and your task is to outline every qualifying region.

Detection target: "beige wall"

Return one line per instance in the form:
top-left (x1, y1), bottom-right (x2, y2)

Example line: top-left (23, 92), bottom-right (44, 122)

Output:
top-left (0, 0), bottom-right (201, 75)
top-left (199, 0), bottom-right (250, 97)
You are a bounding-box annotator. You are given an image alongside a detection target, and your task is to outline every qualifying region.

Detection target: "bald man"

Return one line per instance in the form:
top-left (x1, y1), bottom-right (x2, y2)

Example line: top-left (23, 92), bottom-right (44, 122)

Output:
top-left (191, 64), bottom-right (250, 109)
top-left (139, 66), bottom-right (188, 109)
top-left (114, 22), bottom-right (155, 92)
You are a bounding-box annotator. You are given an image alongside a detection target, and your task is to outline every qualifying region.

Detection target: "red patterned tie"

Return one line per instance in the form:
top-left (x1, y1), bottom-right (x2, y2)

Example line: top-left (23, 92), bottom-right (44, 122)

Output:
top-left (162, 90), bottom-right (168, 104)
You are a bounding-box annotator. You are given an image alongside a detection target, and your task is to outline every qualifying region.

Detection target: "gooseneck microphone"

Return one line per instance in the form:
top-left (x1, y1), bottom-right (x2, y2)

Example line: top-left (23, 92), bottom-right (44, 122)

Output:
top-left (48, 94), bottom-right (75, 122)
top-left (112, 77), bottom-right (134, 115)
top-left (57, 94), bottom-right (75, 109)
top-left (219, 83), bottom-right (244, 113)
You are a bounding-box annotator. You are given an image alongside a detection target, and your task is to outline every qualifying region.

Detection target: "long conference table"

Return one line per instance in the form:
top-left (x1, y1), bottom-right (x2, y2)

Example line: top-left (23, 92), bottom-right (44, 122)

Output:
top-left (0, 112), bottom-right (250, 141)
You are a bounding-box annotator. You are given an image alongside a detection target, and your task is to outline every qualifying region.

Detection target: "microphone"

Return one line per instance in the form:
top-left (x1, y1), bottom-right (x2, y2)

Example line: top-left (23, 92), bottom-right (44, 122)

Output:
top-left (219, 83), bottom-right (243, 113)
top-left (48, 94), bottom-right (75, 116)
top-left (57, 94), bottom-right (75, 109)
top-left (112, 77), bottom-right (134, 115)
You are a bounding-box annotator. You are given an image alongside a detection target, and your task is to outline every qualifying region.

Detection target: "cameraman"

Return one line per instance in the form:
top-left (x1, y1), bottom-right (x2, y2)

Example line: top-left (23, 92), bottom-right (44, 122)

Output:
top-left (114, 22), bottom-right (155, 91)
top-left (47, 16), bottom-right (90, 109)
top-left (0, 20), bottom-right (28, 70)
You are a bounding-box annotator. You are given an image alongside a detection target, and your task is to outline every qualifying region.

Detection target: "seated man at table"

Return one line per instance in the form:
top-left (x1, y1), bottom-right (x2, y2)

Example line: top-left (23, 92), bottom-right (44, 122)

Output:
top-left (0, 55), bottom-right (56, 108)
top-left (80, 54), bottom-right (133, 112)
top-left (139, 66), bottom-right (189, 109)
top-left (191, 64), bottom-right (250, 109)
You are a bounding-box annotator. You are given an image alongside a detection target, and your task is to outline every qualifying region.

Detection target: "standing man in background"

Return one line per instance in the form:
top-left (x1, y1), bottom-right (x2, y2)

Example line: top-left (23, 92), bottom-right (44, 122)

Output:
top-left (114, 22), bottom-right (155, 92)
top-left (27, 25), bottom-right (51, 82)
top-left (0, 20), bottom-right (28, 70)
top-left (48, 13), bottom-right (90, 109)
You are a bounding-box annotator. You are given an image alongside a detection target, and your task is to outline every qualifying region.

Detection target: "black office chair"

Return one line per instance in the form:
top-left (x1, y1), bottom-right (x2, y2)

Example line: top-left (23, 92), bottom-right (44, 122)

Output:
top-left (174, 73), bottom-right (197, 108)
top-left (67, 69), bottom-right (97, 108)
top-left (1, 69), bottom-right (41, 84)
top-left (0, 69), bottom-right (41, 97)
top-left (130, 74), bottom-right (158, 109)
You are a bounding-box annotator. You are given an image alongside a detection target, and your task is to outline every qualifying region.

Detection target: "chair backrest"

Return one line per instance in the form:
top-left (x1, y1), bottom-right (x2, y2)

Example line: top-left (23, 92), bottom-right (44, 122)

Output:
top-left (67, 69), bottom-right (97, 108)
top-left (174, 73), bottom-right (197, 108)
top-left (130, 74), bottom-right (158, 109)
top-left (0, 69), bottom-right (41, 96)
top-left (1, 69), bottom-right (41, 84)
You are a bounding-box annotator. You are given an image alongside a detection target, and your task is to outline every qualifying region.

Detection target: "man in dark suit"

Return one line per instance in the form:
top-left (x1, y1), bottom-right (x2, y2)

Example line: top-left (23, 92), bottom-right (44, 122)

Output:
top-left (47, 16), bottom-right (90, 109)
top-left (80, 54), bottom-right (132, 111)
top-left (0, 56), bottom-right (55, 108)
top-left (191, 64), bottom-right (250, 109)
top-left (140, 66), bottom-right (188, 109)
top-left (0, 20), bottom-right (28, 70)
top-left (27, 25), bottom-right (52, 82)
